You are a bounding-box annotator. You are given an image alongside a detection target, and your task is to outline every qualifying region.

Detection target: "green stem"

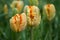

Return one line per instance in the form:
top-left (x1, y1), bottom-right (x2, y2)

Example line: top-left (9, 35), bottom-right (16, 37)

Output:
top-left (54, 16), bottom-right (58, 40)
top-left (21, 30), bottom-right (26, 40)
top-left (15, 32), bottom-right (18, 40)
top-left (44, 30), bottom-right (49, 40)
top-left (30, 26), bottom-right (34, 40)
top-left (49, 21), bottom-right (52, 40)
top-left (15, 31), bottom-right (26, 40)
top-left (39, 19), bottom-right (44, 40)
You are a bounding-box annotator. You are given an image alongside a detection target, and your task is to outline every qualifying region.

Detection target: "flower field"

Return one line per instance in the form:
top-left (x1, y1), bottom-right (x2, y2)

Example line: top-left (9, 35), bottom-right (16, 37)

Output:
top-left (0, 0), bottom-right (59, 40)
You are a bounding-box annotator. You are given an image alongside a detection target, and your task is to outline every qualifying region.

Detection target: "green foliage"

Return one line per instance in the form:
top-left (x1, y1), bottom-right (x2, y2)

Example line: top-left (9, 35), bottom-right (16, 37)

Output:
top-left (0, 0), bottom-right (59, 40)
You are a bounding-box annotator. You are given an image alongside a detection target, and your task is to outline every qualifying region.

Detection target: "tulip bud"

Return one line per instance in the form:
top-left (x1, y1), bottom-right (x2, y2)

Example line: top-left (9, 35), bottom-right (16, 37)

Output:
top-left (43, 4), bottom-right (56, 21)
top-left (10, 0), bottom-right (24, 12)
top-left (4, 4), bottom-right (8, 14)
top-left (24, 6), bottom-right (41, 26)
top-left (4, 4), bottom-right (8, 19)
top-left (10, 13), bottom-right (27, 32)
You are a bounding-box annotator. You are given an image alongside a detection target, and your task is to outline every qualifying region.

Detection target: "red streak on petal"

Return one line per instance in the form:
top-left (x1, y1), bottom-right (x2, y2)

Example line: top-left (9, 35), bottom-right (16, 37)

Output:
top-left (30, 9), bottom-right (32, 13)
top-left (28, 6), bottom-right (32, 13)
top-left (47, 4), bottom-right (51, 18)
top-left (14, 15), bottom-right (18, 24)
top-left (47, 8), bottom-right (50, 14)
top-left (20, 15), bottom-right (22, 24)
top-left (29, 6), bottom-right (31, 8)
top-left (47, 4), bottom-right (50, 13)
top-left (14, 16), bottom-right (16, 24)
top-left (29, 6), bottom-right (34, 20)
top-left (30, 13), bottom-right (34, 21)
top-left (47, 4), bottom-right (50, 7)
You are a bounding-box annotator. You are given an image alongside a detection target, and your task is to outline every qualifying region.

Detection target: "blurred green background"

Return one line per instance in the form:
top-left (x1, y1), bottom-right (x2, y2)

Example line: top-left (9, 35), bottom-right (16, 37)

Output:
top-left (0, 0), bottom-right (60, 40)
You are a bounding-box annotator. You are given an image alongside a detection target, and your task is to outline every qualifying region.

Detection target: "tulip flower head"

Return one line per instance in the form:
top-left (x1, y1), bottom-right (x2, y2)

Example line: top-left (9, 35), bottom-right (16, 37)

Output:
top-left (10, 13), bottom-right (27, 32)
top-left (4, 4), bottom-right (8, 14)
top-left (11, 0), bottom-right (24, 12)
top-left (44, 4), bottom-right (56, 21)
top-left (4, 4), bottom-right (9, 19)
top-left (24, 6), bottom-right (41, 26)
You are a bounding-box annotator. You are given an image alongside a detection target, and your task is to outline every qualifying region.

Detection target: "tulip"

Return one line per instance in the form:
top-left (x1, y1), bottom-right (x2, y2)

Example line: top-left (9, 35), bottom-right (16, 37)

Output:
top-left (24, 5), bottom-right (41, 26)
top-left (4, 4), bottom-right (9, 19)
top-left (43, 4), bottom-right (56, 21)
top-left (10, 0), bottom-right (24, 12)
top-left (4, 4), bottom-right (8, 14)
top-left (10, 13), bottom-right (27, 32)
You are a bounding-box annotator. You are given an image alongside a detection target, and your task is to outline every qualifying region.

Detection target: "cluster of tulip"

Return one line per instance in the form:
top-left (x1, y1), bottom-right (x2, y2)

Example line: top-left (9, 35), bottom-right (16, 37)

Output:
top-left (4, 0), bottom-right (56, 32)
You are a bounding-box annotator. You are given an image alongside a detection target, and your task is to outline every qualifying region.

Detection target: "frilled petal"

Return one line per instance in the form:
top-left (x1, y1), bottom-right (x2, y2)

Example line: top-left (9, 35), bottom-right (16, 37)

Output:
top-left (10, 0), bottom-right (24, 11)
top-left (10, 13), bottom-right (27, 32)
top-left (24, 5), bottom-right (41, 26)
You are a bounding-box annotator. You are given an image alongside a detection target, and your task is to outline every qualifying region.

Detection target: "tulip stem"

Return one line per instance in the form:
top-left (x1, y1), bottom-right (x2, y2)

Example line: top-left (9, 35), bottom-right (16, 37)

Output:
top-left (21, 30), bottom-right (26, 40)
top-left (30, 26), bottom-right (34, 40)
top-left (15, 32), bottom-right (18, 40)
top-left (49, 21), bottom-right (52, 40)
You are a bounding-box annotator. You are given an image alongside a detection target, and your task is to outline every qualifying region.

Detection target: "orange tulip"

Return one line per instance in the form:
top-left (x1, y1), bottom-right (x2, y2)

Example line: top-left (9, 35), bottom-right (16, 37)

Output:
top-left (43, 4), bottom-right (56, 21)
top-left (24, 6), bottom-right (41, 26)
top-left (10, 13), bottom-right (27, 32)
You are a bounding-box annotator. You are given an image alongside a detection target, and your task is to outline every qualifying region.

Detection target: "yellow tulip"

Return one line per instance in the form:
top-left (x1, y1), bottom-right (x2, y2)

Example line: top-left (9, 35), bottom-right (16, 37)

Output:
top-left (24, 6), bottom-right (41, 26)
top-left (10, 13), bottom-right (27, 32)
top-left (10, 0), bottom-right (24, 12)
top-left (43, 4), bottom-right (56, 21)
